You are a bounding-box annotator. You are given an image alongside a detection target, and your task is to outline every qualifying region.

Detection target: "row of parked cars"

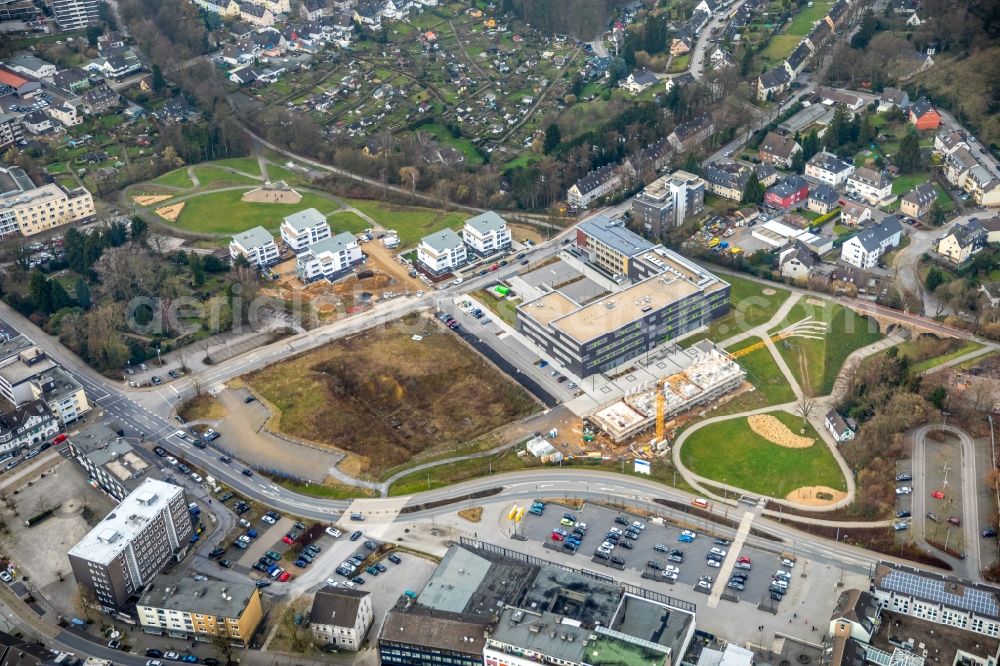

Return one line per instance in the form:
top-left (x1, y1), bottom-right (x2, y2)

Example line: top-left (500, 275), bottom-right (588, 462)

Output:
top-left (435, 311), bottom-right (461, 331)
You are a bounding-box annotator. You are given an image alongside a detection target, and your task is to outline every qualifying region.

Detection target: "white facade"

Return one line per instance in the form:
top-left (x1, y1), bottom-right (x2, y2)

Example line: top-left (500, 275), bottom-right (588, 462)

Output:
top-left (295, 232), bottom-right (362, 282)
top-left (229, 226), bottom-right (279, 268)
top-left (462, 211), bottom-right (511, 256)
top-left (0, 181), bottom-right (95, 238)
top-left (840, 219), bottom-right (902, 269)
top-left (310, 590), bottom-right (373, 651)
top-left (804, 152), bottom-right (855, 187)
top-left (417, 228), bottom-right (467, 274)
top-left (846, 168), bottom-right (892, 205)
top-left (280, 208), bottom-right (331, 253)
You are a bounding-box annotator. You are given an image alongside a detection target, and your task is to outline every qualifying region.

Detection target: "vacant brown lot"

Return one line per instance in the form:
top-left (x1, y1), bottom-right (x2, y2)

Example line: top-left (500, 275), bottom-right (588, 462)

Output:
top-left (243, 315), bottom-right (538, 474)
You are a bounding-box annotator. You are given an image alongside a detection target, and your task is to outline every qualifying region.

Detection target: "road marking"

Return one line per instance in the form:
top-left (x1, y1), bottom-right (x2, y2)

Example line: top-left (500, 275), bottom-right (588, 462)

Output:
top-left (707, 509), bottom-right (755, 609)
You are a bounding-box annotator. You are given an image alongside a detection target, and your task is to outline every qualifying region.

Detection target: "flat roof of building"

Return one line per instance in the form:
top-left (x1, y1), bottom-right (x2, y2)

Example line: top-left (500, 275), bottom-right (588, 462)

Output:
top-left (522, 564), bottom-right (622, 626)
top-left (419, 545), bottom-right (538, 617)
top-left (488, 608), bottom-right (587, 664)
top-left (68, 478), bottom-right (185, 565)
top-left (0, 355), bottom-right (55, 385)
top-left (420, 227), bottom-right (463, 253)
top-left (380, 606), bottom-right (490, 654)
top-left (558, 277), bottom-right (608, 305)
top-left (137, 574), bottom-right (256, 619)
top-left (520, 259), bottom-right (581, 290)
top-left (579, 215), bottom-right (654, 258)
top-left (518, 290), bottom-right (580, 329)
top-left (464, 211), bottom-right (507, 234)
top-left (282, 207), bottom-right (326, 232)
top-left (611, 593), bottom-right (693, 656)
top-left (306, 231), bottom-right (356, 257)
top-left (553, 273), bottom-right (702, 343)
top-left (232, 226), bottom-right (274, 249)
top-left (873, 560), bottom-right (1000, 620)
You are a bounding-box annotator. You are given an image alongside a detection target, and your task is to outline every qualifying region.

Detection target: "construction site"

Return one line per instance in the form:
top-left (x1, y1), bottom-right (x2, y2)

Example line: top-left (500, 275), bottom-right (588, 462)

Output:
top-left (588, 340), bottom-right (746, 444)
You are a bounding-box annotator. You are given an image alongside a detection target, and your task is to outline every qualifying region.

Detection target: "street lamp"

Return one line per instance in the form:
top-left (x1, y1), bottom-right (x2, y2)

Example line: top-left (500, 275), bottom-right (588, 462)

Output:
top-left (156, 346), bottom-right (161, 366)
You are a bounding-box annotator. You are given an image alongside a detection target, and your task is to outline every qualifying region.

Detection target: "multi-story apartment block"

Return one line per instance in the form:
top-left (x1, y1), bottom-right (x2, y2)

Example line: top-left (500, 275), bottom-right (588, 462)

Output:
top-left (31, 366), bottom-right (91, 426)
top-left (0, 166), bottom-right (95, 238)
top-left (937, 219), bottom-right (987, 264)
top-left (0, 336), bottom-right (90, 426)
top-left (416, 228), bottom-right (467, 275)
top-left (631, 170), bottom-right (705, 239)
top-left (51, 0), bottom-right (101, 30)
top-left (840, 216), bottom-right (902, 268)
top-left (280, 208), bottom-right (331, 253)
top-left (137, 575), bottom-right (263, 646)
top-left (67, 423), bottom-right (149, 501)
top-left (461, 211), bottom-right (511, 257)
top-left (310, 586), bottom-right (373, 651)
top-left (68, 479), bottom-right (194, 612)
top-left (295, 232), bottom-right (363, 283)
top-left (804, 151), bottom-right (855, 187)
top-left (567, 165), bottom-right (621, 209)
top-left (229, 226), bottom-right (279, 268)
top-left (846, 167), bottom-right (892, 205)
top-left (0, 399), bottom-right (59, 461)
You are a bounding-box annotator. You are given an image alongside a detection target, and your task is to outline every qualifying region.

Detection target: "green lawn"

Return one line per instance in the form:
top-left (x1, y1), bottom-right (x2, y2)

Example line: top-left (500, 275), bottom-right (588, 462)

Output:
top-left (724, 343), bottom-right (796, 405)
top-left (473, 288), bottom-right (520, 327)
top-left (891, 172), bottom-right (931, 196)
top-left (681, 411), bottom-right (846, 497)
top-left (191, 166), bottom-right (261, 187)
top-left (906, 341), bottom-right (984, 374)
top-left (344, 198), bottom-right (468, 247)
top-left (170, 189), bottom-right (343, 235)
top-left (761, 34), bottom-right (801, 64)
top-left (210, 156), bottom-right (262, 176)
top-left (263, 163), bottom-right (311, 187)
top-left (687, 274), bottom-right (791, 344)
top-left (328, 210), bottom-right (372, 234)
top-left (770, 301), bottom-right (883, 394)
top-left (152, 167), bottom-right (194, 189)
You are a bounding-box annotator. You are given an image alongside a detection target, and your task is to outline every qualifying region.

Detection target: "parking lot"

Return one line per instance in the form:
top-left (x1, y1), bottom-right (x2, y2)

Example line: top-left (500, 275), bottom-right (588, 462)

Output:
top-left (519, 502), bottom-right (797, 609)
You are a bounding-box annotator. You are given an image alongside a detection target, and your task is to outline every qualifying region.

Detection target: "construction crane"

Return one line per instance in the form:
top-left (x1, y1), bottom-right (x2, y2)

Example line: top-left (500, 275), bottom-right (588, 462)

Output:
top-left (654, 377), bottom-right (667, 444)
top-left (728, 330), bottom-right (794, 359)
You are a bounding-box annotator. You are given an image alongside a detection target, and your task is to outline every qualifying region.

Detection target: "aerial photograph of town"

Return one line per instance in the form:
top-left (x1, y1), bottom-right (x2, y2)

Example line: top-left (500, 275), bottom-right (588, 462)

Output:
top-left (0, 0), bottom-right (998, 664)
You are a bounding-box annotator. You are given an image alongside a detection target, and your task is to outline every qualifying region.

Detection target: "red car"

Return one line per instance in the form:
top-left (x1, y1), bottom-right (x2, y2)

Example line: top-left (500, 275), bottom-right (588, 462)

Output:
top-left (550, 532), bottom-right (564, 542)
top-left (278, 571), bottom-right (291, 582)
top-left (931, 490), bottom-right (945, 499)
top-left (281, 535), bottom-right (295, 545)
top-left (737, 556), bottom-right (751, 564)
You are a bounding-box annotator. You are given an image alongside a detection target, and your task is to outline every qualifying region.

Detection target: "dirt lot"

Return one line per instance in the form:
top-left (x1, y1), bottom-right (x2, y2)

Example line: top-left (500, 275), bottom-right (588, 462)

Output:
top-left (0, 459), bottom-right (116, 617)
top-left (242, 314), bottom-right (538, 475)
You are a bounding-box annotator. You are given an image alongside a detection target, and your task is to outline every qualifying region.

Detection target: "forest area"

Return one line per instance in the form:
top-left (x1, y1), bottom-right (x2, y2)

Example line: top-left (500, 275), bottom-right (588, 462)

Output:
top-left (502, 0), bottom-right (629, 39)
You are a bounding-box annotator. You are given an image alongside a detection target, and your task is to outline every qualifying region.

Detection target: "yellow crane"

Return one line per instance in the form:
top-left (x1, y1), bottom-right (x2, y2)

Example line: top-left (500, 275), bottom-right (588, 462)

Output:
top-left (727, 330), bottom-right (794, 359)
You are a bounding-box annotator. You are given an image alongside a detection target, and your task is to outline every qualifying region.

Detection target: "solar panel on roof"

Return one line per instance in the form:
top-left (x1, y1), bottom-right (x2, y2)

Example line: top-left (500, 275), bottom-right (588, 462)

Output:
top-left (882, 569), bottom-right (999, 617)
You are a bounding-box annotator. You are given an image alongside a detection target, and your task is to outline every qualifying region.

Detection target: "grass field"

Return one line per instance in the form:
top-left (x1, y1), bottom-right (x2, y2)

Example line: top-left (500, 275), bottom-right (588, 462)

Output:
top-left (210, 156), bottom-right (262, 175)
top-left (681, 411), bottom-right (846, 496)
top-left (891, 172), bottom-right (931, 196)
top-left (152, 167), bottom-right (194, 189)
top-left (770, 301), bottom-right (883, 394)
top-left (418, 123), bottom-right (485, 164)
top-left (328, 210), bottom-right (372, 234)
top-left (762, 0), bottom-right (833, 63)
top-left (177, 394), bottom-right (227, 422)
top-left (685, 274), bottom-right (790, 345)
top-left (191, 166), bottom-right (261, 187)
top-left (171, 189), bottom-right (342, 234)
top-left (900, 339), bottom-right (984, 374)
top-left (473, 288), bottom-right (520, 326)
top-left (244, 315), bottom-right (538, 475)
top-left (761, 34), bottom-right (801, 64)
top-left (724, 343), bottom-right (796, 405)
top-left (344, 198), bottom-right (468, 247)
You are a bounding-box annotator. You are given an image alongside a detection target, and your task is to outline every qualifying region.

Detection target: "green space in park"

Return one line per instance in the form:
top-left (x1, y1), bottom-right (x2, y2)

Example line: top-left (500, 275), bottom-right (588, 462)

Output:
top-left (328, 210), bottom-right (372, 235)
top-left (680, 411), bottom-right (846, 497)
top-left (151, 167), bottom-right (194, 189)
top-left (897, 339), bottom-right (984, 374)
top-left (191, 165), bottom-right (261, 187)
top-left (769, 300), bottom-right (884, 394)
top-left (344, 198), bottom-right (469, 247)
top-left (169, 188), bottom-right (343, 235)
top-left (723, 342), bottom-right (796, 405)
top-left (683, 274), bottom-right (791, 346)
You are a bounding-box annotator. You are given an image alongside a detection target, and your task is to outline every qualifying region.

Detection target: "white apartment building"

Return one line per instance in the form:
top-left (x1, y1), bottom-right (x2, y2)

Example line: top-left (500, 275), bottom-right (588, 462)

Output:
top-left (68, 479), bottom-right (194, 611)
top-left (280, 208), bottom-right (331, 253)
top-left (0, 336), bottom-right (90, 426)
top-left (871, 560), bottom-right (1000, 639)
top-left (804, 151), bottom-right (855, 187)
top-left (840, 216), bottom-right (903, 268)
top-left (51, 0), bottom-right (100, 30)
top-left (229, 226), bottom-right (279, 268)
top-left (0, 166), bottom-right (95, 238)
top-left (295, 232), bottom-right (363, 283)
top-left (462, 211), bottom-right (511, 256)
top-left (46, 102), bottom-right (82, 128)
top-left (417, 228), bottom-right (467, 275)
top-left (310, 587), bottom-right (373, 651)
top-left (0, 399), bottom-right (59, 460)
top-left (846, 167), bottom-right (893, 205)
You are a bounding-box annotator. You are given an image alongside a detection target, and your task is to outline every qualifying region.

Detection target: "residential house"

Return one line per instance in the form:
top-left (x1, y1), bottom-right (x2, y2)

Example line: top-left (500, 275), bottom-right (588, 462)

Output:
top-left (783, 41), bottom-right (812, 77)
top-left (758, 132), bottom-right (801, 168)
top-left (898, 182), bottom-right (937, 219)
top-left (936, 219), bottom-right (987, 264)
top-left (193, 0), bottom-right (241, 16)
top-left (908, 96), bottom-right (941, 131)
top-left (694, 0), bottom-right (721, 14)
top-left (980, 216), bottom-right (1000, 244)
top-left (310, 586), bottom-right (373, 651)
top-left (137, 575), bottom-right (263, 646)
top-left (567, 164), bottom-right (621, 208)
top-left (667, 113), bottom-right (714, 152)
top-left (229, 226), bottom-right (279, 268)
top-left (462, 211), bottom-right (511, 257)
top-left (805, 151), bottom-right (855, 187)
top-left (51, 68), bottom-right (91, 94)
top-left (840, 216), bottom-right (903, 268)
top-left (944, 146), bottom-right (979, 187)
top-left (22, 110), bottom-right (54, 135)
top-left (963, 165), bottom-right (1000, 208)
top-left (765, 175), bottom-right (809, 209)
top-left (301, 0), bottom-right (328, 19)
top-left (154, 96), bottom-right (200, 124)
top-left (703, 162), bottom-right (777, 201)
top-left (624, 137), bottom-right (672, 176)
top-left (814, 87), bottom-right (866, 111)
top-left (779, 241), bottom-right (819, 281)
top-left (824, 409), bottom-right (856, 443)
top-left (229, 67), bottom-right (259, 85)
top-left (846, 167), bottom-right (892, 205)
top-left (670, 36), bottom-right (692, 56)
top-left (622, 68), bottom-right (658, 94)
top-left (280, 208), bottom-right (331, 253)
top-left (33, 365), bottom-right (91, 427)
top-left (295, 232), bottom-right (363, 282)
top-left (417, 228), bottom-right (467, 275)
top-left (877, 88), bottom-right (909, 112)
top-left (240, 1), bottom-right (275, 26)
top-left (354, 0), bottom-right (382, 28)
top-left (808, 184), bottom-right (839, 215)
top-left (805, 19), bottom-right (832, 51)
top-left (46, 101), bottom-right (82, 128)
top-left (757, 66), bottom-right (790, 101)
top-left (0, 400), bottom-right (59, 461)
top-left (840, 202), bottom-right (871, 226)
top-left (824, 0), bottom-right (851, 30)
top-left (80, 84), bottom-right (119, 115)
top-left (829, 589), bottom-right (879, 643)
top-left (664, 72), bottom-right (696, 94)
top-left (934, 129), bottom-right (968, 156)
